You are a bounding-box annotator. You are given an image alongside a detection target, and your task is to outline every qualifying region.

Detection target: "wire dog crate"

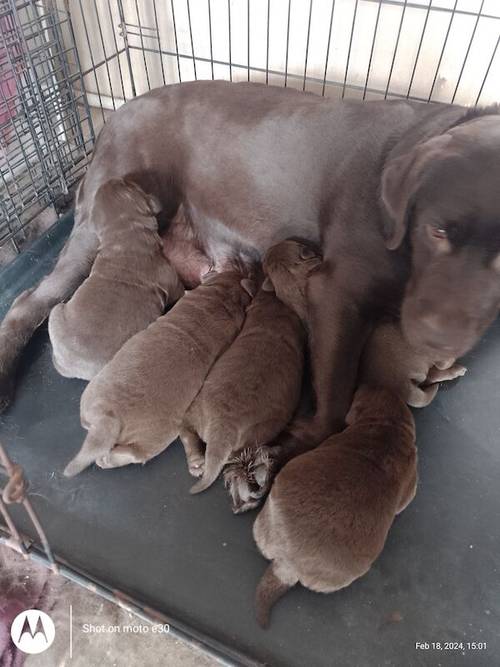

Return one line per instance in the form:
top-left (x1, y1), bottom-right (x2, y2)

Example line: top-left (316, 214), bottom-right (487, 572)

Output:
top-left (1, 2), bottom-right (500, 665)
top-left (0, 0), bottom-right (499, 260)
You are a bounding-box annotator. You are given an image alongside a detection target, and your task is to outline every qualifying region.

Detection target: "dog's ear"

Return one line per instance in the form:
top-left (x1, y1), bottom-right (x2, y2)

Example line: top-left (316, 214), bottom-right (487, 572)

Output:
top-left (240, 278), bottom-right (256, 298)
top-left (261, 277), bottom-right (275, 292)
top-left (381, 133), bottom-right (454, 250)
top-left (299, 244), bottom-right (319, 260)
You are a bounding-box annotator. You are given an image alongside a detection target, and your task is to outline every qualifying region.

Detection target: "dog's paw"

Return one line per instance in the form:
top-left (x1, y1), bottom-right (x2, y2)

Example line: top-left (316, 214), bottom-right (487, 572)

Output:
top-left (187, 454), bottom-right (205, 478)
top-left (223, 447), bottom-right (275, 514)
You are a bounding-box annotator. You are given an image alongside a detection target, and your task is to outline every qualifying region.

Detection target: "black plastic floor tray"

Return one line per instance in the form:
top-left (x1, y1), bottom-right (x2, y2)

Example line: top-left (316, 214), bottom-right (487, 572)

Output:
top-left (1, 214), bottom-right (499, 666)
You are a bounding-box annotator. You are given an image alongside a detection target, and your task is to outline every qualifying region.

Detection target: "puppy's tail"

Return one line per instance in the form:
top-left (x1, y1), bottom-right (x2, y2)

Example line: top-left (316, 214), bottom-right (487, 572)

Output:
top-left (255, 561), bottom-right (297, 629)
top-left (64, 414), bottom-right (120, 477)
top-left (189, 447), bottom-right (229, 494)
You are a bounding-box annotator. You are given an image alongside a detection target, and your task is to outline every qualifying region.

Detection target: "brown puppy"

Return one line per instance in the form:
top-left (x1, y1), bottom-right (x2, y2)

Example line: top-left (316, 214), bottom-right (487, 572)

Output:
top-left (361, 320), bottom-right (467, 408)
top-left (253, 386), bottom-right (416, 628)
top-left (63, 270), bottom-right (254, 478)
top-left (48, 179), bottom-right (183, 380)
top-left (182, 239), bottom-right (321, 507)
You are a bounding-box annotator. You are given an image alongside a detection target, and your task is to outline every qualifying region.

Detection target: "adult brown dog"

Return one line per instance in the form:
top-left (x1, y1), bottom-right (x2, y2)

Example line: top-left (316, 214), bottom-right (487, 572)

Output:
top-left (48, 179), bottom-right (183, 380)
top-left (63, 270), bottom-right (254, 478)
top-left (182, 239), bottom-right (320, 508)
top-left (1, 82), bottom-right (499, 491)
top-left (253, 386), bottom-right (417, 628)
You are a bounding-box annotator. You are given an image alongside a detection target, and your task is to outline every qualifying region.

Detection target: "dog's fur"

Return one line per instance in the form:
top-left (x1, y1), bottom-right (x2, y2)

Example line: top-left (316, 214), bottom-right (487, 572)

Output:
top-left (182, 239), bottom-right (321, 509)
top-left (63, 270), bottom-right (254, 477)
top-left (361, 320), bottom-right (467, 408)
top-left (48, 179), bottom-right (184, 380)
top-left (2, 83), bottom-right (500, 490)
top-left (253, 386), bottom-right (417, 628)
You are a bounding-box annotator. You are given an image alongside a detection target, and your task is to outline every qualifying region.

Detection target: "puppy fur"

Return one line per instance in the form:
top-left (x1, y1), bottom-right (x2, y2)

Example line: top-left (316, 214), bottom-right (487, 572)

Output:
top-left (182, 239), bottom-right (321, 505)
top-left (63, 270), bottom-right (254, 477)
top-left (48, 178), bottom-right (184, 381)
top-left (253, 385), bottom-right (417, 628)
top-left (361, 320), bottom-right (466, 407)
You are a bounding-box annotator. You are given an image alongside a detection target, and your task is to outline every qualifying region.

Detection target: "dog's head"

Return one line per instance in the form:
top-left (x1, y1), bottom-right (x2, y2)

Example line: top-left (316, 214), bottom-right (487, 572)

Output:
top-left (381, 112), bottom-right (500, 359)
top-left (262, 238), bottom-right (322, 320)
top-left (201, 269), bottom-right (256, 308)
top-left (93, 178), bottom-right (161, 230)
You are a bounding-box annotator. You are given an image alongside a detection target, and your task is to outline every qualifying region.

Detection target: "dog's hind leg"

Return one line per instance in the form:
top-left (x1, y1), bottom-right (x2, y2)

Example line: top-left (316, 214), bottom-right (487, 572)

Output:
top-left (0, 215), bottom-right (98, 411)
top-left (95, 445), bottom-right (148, 469)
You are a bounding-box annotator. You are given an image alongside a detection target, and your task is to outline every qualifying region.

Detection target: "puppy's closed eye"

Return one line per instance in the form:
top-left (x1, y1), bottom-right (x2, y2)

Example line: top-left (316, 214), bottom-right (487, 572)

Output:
top-left (426, 224), bottom-right (451, 254)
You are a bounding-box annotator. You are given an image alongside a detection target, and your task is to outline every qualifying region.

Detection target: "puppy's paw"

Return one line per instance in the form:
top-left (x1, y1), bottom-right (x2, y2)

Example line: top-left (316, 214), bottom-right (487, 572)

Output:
top-left (223, 447), bottom-right (275, 514)
top-left (187, 454), bottom-right (205, 478)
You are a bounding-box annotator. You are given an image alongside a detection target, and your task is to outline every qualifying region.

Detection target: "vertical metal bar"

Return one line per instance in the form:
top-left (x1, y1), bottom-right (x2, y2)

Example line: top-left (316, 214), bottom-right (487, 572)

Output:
top-left (266, 0), bottom-right (270, 84)
top-left (321, 0), bottom-right (336, 96)
top-left (170, 0), bottom-right (182, 83)
top-left (106, 0), bottom-right (126, 100)
top-left (78, 0), bottom-right (105, 122)
top-left (302, 0), bottom-right (313, 91)
top-left (451, 0), bottom-right (484, 104)
top-left (92, 0), bottom-right (115, 109)
top-left (475, 34), bottom-right (499, 106)
top-left (228, 0), bottom-right (232, 82)
top-left (342, 0), bottom-right (359, 99)
top-left (134, 0), bottom-right (151, 90)
top-left (186, 0), bottom-right (197, 79)
top-left (384, 0), bottom-right (407, 99)
top-left (116, 0), bottom-right (137, 97)
top-left (427, 0), bottom-right (458, 102)
top-left (406, 0), bottom-right (432, 98)
top-left (284, 0), bottom-right (292, 87)
top-left (207, 0), bottom-right (214, 80)
top-left (362, 0), bottom-right (382, 100)
top-left (247, 0), bottom-right (250, 81)
top-left (152, 0), bottom-right (166, 85)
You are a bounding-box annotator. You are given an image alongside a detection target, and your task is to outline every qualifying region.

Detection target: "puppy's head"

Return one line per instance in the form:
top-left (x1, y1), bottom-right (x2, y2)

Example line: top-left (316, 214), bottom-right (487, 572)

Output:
top-left (381, 111), bottom-right (500, 359)
top-left (93, 178), bottom-right (161, 230)
top-left (201, 269), bottom-right (256, 309)
top-left (262, 238), bottom-right (322, 320)
top-left (346, 384), bottom-right (413, 430)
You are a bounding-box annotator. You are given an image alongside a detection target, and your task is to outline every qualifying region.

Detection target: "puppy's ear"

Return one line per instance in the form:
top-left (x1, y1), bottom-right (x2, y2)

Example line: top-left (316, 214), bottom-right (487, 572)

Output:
top-left (240, 278), bottom-right (256, 298)
top-left (261, 277), bottom-right (275, 292)
top-left (381, 133), bottom-right (454, 250)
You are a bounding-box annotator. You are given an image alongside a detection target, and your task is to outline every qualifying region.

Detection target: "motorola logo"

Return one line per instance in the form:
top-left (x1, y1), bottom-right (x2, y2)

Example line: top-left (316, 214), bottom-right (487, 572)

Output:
top-left (10, 609), bottom-right (55, 654)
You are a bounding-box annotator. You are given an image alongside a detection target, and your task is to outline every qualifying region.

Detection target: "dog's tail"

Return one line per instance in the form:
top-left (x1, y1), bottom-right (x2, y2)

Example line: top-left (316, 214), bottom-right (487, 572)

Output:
top-left (190, 446), bottom-right (229, 494)
top-left (64, 413), bottom-right (120, 477)
top-left (255, 561), bottom-right (297, 629)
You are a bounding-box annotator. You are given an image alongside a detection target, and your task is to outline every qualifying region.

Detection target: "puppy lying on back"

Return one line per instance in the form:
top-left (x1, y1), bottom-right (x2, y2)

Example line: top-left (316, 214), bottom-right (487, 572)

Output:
top-left (49, 178), bottom-right (183, 381)
top-left (63, 270), bottom-right (254, 477)
top-left (361, 319), bottom-right (466, 407)
top-left (182, 239), bottom-right (321, 508)
top-left (253, 385), bottom-right (417, 628)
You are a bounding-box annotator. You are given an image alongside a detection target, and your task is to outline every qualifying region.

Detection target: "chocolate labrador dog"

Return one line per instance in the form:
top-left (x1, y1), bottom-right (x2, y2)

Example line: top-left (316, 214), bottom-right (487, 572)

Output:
top-left (48, 179), bottom-right (183, 380)
top-left (1, 82), bottom-right (499, 494)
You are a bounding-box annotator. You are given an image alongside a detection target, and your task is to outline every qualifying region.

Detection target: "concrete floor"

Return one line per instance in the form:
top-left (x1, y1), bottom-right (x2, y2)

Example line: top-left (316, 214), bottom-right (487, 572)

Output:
top-left (0, 546), bottom-right (219, 666)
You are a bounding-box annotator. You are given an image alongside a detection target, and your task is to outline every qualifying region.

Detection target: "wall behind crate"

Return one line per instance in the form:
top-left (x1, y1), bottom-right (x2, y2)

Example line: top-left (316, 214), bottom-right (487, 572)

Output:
top-left (64, 0), bottom-right (500, 124)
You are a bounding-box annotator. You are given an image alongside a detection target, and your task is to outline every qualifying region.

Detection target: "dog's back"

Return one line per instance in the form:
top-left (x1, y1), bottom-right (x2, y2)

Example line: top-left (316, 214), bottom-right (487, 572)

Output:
top-left (49, 179), bottom-right (183, 380)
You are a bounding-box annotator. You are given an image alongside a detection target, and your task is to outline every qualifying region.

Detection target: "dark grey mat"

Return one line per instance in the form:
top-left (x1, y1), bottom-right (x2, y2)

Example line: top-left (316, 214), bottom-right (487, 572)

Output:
top-left (1, 214), bottom-right (499, 666)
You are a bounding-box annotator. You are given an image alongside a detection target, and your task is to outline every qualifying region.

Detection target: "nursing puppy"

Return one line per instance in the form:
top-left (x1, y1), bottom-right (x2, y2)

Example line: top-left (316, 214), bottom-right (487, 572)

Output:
top-left (63, 270), bottom-right (254, 477)
top-left (361, 320), bottom-right (467, 407)
top-left (253, 385), bottom-right (416, 628)
top-left (182, 239), bottom-right (321, 505)
top-left (48, 178), bottom-right (183, 381)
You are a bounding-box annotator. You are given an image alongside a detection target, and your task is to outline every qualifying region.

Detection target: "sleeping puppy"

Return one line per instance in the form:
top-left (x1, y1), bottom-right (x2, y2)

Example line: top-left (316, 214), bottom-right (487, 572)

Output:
top-left (63, 270), bottom-right (254, 477)
top-left (253, 385), bottom-right (417, 628)
top-left (181, 239), bottom-right (321, 506)
top-left (48, 178), bottom-right (183, 381)
top-left (361, 320), bottom-right (466, 407)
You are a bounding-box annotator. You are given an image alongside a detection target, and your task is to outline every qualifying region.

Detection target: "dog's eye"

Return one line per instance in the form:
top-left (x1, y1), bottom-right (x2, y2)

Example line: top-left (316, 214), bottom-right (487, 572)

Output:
top-left (432, 227), bottom-right (447, 240)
